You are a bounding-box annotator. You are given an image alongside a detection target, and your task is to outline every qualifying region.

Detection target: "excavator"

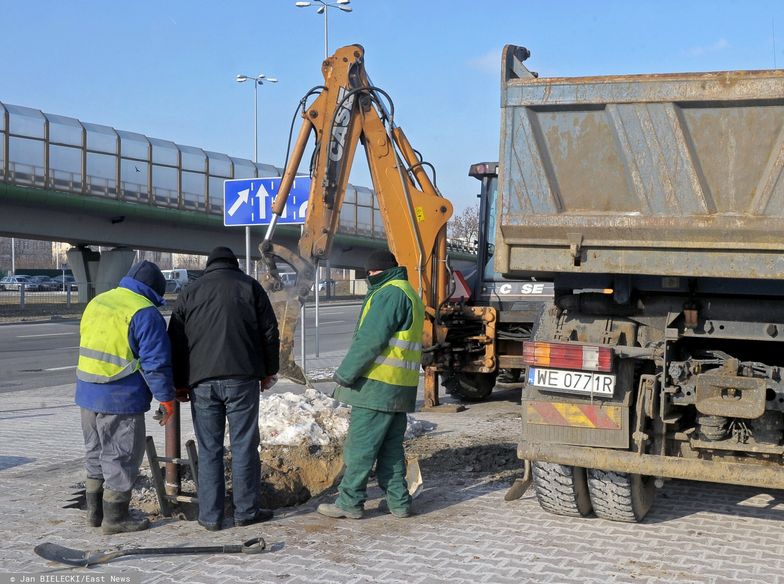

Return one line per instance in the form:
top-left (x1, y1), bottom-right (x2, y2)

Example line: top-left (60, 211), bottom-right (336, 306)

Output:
top-left (258, 44), bottom-right (497, 407)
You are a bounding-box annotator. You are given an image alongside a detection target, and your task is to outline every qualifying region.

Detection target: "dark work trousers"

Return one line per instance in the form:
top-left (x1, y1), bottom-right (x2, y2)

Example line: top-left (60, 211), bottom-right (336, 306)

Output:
top-left (191, 378), bottom-right (261, 526)
top-left (80, 408), bottom-right (146, 492)
top-left (335, 406), bottom-right (411, 514)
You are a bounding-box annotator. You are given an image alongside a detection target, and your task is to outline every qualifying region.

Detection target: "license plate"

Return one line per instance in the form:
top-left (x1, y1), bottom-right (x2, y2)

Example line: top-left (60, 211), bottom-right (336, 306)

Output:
top-left (527, 367), bottom-right (615, 396)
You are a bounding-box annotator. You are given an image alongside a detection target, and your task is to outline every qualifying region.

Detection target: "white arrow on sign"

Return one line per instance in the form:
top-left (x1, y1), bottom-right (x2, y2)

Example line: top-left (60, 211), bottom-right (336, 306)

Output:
top-left (256, 183), bottom-right (270, 221)
top-left (228, 188), bottom-right (250, 217)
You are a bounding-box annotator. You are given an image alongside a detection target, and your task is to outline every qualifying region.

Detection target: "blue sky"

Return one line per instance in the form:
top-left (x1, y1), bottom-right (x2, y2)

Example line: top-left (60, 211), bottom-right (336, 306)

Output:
top-left (2, 0), bottom-right (784, 213)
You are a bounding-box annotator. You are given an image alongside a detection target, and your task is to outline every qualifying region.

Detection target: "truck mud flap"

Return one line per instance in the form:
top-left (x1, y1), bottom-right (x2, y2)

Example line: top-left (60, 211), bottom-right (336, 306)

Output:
top-left (518, 441), bottom-right (784, 490)
top-left (522, 399), bottom-right (630, 449)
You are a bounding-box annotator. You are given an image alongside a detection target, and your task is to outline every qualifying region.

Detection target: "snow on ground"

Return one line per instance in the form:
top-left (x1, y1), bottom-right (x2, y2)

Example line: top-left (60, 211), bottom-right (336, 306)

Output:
top-left (259, 388), bottom-right (436, 447)
top-left (306, 367), bottom-right (338, 382)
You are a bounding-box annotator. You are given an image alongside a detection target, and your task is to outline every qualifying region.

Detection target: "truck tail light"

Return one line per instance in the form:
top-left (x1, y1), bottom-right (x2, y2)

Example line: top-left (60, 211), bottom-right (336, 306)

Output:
top-left (522, 341), bottom-right (613, 372)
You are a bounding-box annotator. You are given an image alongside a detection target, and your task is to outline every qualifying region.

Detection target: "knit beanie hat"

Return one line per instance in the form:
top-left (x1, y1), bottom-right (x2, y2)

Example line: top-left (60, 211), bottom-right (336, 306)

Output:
top-left (127, 260), bottom-right (166, 297)
top-left (365, 250), bottom-right (398, 273)
top-left (207, 246), bottom-right (239, 267)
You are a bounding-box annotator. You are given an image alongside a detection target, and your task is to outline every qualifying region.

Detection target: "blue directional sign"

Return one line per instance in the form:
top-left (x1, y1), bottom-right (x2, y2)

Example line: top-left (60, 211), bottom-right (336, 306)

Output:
top-left (223, 176), bottom-right (311, 226)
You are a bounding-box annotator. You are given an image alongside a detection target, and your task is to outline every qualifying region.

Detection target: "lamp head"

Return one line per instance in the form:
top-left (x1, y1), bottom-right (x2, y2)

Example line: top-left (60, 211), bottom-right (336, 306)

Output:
top-left (236, 74), bottom-right (249, 82)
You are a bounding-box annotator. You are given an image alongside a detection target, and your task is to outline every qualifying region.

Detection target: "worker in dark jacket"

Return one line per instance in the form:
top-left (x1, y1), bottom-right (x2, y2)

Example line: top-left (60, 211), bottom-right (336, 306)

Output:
top-left (168, 246), bottom-right (280, 531)
top-left (76, 260), bottom-right (175, 535)
top-left (318, 250), bottom-right (424, 520)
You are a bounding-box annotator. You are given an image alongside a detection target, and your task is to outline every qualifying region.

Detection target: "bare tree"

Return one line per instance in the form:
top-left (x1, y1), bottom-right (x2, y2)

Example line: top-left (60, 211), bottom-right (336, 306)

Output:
top-left (448, 203), bottom-right (481, 245)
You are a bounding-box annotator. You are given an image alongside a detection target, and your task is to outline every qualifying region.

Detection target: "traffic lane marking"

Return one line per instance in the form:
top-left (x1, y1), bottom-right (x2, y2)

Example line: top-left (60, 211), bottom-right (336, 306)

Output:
top-left (17, 332), bottom-right (77, 338)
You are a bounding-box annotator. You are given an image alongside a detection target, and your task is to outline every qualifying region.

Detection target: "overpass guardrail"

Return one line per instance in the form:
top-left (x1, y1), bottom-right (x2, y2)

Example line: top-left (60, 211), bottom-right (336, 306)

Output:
top-left (0, 101), bottom-right (477, 256)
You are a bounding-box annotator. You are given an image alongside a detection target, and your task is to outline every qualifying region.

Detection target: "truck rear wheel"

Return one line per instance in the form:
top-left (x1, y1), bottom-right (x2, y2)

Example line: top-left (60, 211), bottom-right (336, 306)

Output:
top-left (586, 469), bottom-right (654, 522)
top-left (449, 373), bottom-right (495, 401)
top-left (532, 462), bottom-right (593, 517)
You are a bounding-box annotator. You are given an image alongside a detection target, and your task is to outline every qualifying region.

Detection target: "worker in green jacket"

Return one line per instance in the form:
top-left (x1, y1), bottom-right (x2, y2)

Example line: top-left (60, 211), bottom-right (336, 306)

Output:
top-left (318, 250), bottom-right (424, 520)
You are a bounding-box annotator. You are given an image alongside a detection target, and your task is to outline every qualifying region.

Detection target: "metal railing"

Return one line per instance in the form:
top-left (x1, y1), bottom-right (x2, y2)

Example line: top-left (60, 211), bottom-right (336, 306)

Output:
top-left (0, 283), bottom-right (80, 308)
top-left (0, 278), bottom-right (370, 311)
top-left (0, 101), bottom-right (475, 255)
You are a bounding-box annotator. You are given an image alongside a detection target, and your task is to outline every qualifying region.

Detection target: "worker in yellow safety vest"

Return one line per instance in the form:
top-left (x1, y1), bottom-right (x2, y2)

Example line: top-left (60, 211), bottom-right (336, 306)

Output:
top-left (318, 250), bottom-right (424, 520)
top-left (75, 260), bottom-right (175, 534)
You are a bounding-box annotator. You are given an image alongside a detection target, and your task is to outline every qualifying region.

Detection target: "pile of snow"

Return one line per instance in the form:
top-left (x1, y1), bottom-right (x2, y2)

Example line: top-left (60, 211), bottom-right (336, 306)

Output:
top-left (259, 388), bottom-right (436, 447)
top-left (259, 388), bottom-right (350, 446)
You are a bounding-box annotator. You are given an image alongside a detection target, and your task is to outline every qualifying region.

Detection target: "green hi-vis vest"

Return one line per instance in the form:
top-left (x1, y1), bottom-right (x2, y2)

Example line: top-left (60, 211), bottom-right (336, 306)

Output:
top-left (359, 279), bottom-right (425, 387)
top-left (77, 287), bottom-right (153, 384)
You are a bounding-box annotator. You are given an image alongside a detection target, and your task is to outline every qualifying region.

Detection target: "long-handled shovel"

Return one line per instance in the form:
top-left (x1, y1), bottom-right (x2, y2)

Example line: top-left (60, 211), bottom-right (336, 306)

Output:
top-left (34, 537), bottom-right (266, 567)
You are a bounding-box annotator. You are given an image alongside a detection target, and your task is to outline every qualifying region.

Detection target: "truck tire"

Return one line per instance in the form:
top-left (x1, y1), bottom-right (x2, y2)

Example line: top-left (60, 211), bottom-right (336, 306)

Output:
top-left (586, 469), bottom-right (654, 522)
top-left (532, 462), bottom-right (593, 517)
top-left (450, 373), bottom-right (495, 401)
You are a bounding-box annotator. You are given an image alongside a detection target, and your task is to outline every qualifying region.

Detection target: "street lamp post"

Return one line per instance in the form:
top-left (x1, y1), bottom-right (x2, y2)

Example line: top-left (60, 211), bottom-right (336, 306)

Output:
top-left (295, 0), bottom-right (352, 59)
top-left (235, 73), bottom-right (278, 275)
top-left (295, 0), bottom-right (352, 358)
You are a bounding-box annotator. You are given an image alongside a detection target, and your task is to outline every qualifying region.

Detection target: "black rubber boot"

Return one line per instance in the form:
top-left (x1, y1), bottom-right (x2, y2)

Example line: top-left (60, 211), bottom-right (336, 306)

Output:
top-left (85, 477), bottom-right (104, 527)
top-left (101, 489), bottom-right (150, 535)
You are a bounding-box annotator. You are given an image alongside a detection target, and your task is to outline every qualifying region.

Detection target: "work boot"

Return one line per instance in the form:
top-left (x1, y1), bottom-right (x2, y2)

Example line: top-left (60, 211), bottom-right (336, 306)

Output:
top-left (316, 502), bottom-right (363, 520)
top-left (85, 478), bottom-right (104, 527)
top-left (101, 489), bottom-right (150, 535)
top-left (235, 508), bottom-right (274, 527)
top-left (377, 499), bottom-right (412, 518)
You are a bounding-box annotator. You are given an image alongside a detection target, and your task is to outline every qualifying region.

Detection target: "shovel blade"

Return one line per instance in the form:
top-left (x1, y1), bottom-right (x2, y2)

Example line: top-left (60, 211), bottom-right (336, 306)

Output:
top-left (405, 457), bottom-right (423, 498)
top-left (34, 543), bottom-right (89, 567)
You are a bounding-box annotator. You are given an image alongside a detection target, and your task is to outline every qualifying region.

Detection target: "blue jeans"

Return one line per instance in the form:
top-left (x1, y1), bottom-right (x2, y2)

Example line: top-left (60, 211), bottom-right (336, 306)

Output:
top-left (191, 378), bottom-right (261, 526)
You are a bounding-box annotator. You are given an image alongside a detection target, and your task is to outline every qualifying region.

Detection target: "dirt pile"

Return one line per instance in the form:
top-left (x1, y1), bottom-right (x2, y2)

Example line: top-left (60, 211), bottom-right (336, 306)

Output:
top-left (126, 389), bottom-right (440, 517)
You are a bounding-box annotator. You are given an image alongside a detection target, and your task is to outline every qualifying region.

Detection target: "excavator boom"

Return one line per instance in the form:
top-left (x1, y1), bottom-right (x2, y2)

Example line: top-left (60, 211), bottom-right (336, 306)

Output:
top-left (259, 44), bottom-right (453, 394)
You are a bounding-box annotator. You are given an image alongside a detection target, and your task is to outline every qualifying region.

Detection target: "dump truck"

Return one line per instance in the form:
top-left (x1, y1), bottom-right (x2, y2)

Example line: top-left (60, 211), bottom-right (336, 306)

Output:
top-left (485, 45), bottom-right (784, 521)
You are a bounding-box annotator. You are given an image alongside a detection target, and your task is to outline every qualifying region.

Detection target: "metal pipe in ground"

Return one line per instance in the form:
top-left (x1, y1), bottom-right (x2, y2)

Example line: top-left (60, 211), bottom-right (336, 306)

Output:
top-left (165, 401), bottom-right (181, 496)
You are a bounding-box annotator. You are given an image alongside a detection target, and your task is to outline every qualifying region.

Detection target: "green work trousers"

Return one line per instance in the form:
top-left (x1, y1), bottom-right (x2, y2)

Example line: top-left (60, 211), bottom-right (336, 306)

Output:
top-left (336, 406), bottom-right (411, 513)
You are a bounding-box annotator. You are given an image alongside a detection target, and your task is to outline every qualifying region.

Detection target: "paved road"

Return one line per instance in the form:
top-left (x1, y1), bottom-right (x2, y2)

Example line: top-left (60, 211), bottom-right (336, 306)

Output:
top-left (0, 320), bottom-right (80, 393)
top-left (2, 383), bottom-right (784, 583)
top-left (0, 302), bottom-right (361, 393)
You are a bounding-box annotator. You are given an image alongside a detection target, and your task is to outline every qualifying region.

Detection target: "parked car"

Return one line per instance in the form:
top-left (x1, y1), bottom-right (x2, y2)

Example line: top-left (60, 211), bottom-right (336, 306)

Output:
top-left (27, 275), bottom-right (61, 291)
top-left (0, 275), bottom-right (37, 291)
top-left (48, 274), bottom-right (78, 290)
top-left (162, 269), bottom-right (202, 294)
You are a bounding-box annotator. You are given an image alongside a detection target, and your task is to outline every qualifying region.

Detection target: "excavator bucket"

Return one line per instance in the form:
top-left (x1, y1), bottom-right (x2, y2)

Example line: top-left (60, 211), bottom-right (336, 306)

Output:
top-left (259, 241), bottom-right (316, 385)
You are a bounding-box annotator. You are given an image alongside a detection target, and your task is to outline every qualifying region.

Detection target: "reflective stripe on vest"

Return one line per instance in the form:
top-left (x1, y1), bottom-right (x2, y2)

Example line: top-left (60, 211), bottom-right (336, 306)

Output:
top-left (358, 279), bottom-right (425, 387)
top-left (77, 287), bottom-right (153, 384)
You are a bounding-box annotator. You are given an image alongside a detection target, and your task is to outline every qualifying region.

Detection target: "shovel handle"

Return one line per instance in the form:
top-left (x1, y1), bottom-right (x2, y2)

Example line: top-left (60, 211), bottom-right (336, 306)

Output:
top-left (118, 537), bottom-right (266, 558)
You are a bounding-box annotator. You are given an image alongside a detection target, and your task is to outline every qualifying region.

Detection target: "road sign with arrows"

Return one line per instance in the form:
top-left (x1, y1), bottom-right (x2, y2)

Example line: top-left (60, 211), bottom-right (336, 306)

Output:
top-left (223, 176), bottom-right (311, 226)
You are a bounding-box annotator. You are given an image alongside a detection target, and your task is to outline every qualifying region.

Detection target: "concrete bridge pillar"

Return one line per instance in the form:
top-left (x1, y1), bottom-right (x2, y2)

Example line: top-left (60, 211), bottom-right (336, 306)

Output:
top-left (95, 248), bottom-right (136, 295)
top-left (66, 246), bottom-right (136, 302)
top-left (66, 246), bottom-right (100, 303)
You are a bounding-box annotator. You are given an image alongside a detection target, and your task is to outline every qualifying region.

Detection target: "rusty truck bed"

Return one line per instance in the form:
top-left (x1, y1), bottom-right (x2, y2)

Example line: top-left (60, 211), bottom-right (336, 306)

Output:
top-left (496, 45), bottom-right (784, 280)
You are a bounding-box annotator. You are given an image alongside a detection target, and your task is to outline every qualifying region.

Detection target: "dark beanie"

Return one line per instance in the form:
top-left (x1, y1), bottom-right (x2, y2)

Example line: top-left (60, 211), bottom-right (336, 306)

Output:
top-left (207, 246), bottom-right (239, 267)
top-left (127, 260), bottom-right (166, 297)
top-left (365, 250), bottom-right (398, 272)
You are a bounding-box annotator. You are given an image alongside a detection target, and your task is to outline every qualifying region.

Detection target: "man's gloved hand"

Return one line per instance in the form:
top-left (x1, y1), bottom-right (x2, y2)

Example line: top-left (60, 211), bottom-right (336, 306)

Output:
top-left (158, 400), bottom-right (176, 426)
top-left (175, 387), bottom-right (191, 403)
top-left (260, 375), bottom-right (278, 392)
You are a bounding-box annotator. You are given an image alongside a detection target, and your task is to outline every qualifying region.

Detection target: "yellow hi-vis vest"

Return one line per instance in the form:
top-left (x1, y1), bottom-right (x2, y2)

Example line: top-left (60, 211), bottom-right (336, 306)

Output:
top-left (77, 287), bottom-right (153, 384)
top-left (359, 279), bottom-right (425, 387)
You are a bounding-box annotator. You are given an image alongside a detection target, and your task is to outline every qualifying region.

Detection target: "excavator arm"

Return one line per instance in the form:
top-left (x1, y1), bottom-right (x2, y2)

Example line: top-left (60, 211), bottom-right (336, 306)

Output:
top-left (259, 44), bottom-right (453, 403)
